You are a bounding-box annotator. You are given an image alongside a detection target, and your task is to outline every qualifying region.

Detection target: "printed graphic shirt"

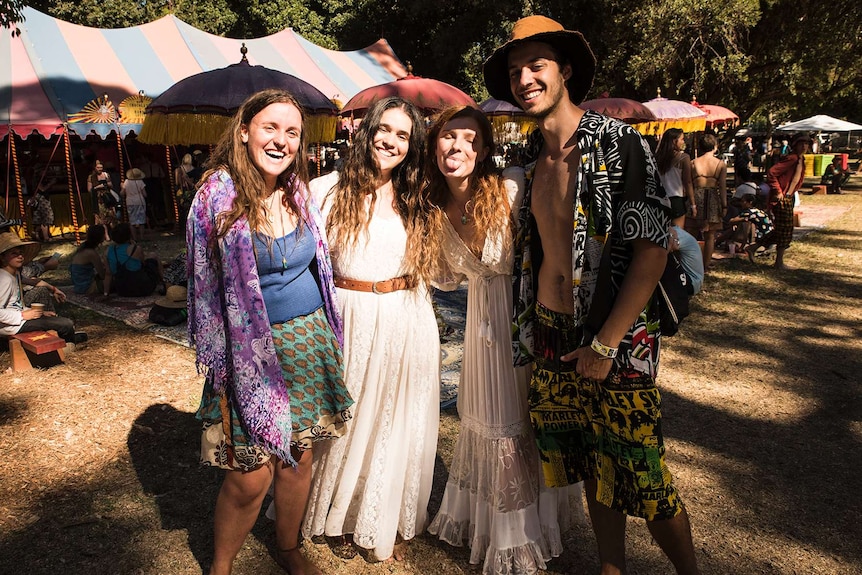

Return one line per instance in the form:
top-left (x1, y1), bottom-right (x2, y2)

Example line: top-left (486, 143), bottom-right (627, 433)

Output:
top-left (512, 110), bottom-right (670, 378)
top-left (737, 208), bottom-right (774, 240)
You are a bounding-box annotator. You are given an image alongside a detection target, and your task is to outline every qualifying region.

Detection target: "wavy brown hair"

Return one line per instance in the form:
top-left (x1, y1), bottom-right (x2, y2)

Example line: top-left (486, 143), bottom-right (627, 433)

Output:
top-left (200, 88), bottom-right (311, 239)
top-left (424, 106), bottom-right (513, 256)
top-left (327, 97), bottom-right (434, 282)
top-left (655, 128), bottom-right (684, 174)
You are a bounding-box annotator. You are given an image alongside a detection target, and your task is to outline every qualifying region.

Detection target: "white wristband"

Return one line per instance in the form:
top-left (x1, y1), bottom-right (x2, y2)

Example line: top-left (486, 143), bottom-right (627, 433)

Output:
top-left (590, 335), bottom-right (618, 359)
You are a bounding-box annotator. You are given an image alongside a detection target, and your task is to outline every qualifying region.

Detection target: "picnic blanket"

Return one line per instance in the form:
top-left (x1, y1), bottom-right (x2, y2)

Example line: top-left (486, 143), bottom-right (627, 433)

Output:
top-left (62, 284), bottom-right (469, 408)
top-left (60, 288), bottom-right (189, 347)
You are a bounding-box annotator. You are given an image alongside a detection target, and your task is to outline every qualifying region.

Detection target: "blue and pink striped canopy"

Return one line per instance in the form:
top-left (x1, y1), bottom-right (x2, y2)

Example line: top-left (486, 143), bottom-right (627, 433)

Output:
top-left (1, 7), bottom-right (407, 139)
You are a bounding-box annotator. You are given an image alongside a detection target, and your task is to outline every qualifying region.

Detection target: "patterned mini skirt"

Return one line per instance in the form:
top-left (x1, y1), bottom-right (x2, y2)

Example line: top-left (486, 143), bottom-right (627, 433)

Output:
top-left (197, 306), bottom-right (353, 471)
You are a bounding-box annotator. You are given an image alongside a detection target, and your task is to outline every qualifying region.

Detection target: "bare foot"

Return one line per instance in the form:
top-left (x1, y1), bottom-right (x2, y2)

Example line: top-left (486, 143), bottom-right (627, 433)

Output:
top-left (276, 546), bottom-right (323, 575)
top-left (382, 536), bottom-right (407, 562)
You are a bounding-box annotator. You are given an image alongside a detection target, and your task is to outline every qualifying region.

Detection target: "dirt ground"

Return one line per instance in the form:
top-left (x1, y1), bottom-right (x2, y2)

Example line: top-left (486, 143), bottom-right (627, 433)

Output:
top-left (1, 179), bottom-right (860, 574)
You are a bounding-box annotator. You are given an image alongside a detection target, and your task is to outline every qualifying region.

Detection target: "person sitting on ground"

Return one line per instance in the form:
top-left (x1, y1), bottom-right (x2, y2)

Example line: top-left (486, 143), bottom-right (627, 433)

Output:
top-left (0, 234), bottom-right (86, 344)
top-left (121, 168), bottom-right (148, 242)
top-left (69, 224), bottom-right (108, 295)
top-left (0, 223), bottom-right (62, 308)
top-left (104, 222), bottom-right (164, 297)
top-left (820, 155), bottom-right (852, 195)
top-left (728, 194), bottom-right (776, 262)
top-left (28, 178), bottom-right (56, 242)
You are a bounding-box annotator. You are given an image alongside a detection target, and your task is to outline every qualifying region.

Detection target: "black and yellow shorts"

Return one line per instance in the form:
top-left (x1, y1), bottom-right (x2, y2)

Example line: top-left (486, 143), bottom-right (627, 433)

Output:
top-left (529, 302), bottom-right (683, 521)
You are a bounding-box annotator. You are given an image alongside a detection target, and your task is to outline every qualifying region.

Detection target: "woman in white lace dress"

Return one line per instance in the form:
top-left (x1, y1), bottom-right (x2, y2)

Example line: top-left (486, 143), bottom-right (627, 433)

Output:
top-left (425, 106), bottom-right (583, 575)
top-left (303, 97), bottom-right (440, 562)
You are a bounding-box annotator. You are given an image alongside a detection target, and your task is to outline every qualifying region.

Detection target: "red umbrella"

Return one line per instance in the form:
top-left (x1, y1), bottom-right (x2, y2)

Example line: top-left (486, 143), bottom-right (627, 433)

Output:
top-left (341, 74), bottom-right (477, 116)
top-left (580, 98), bottom-right (656, 124)
top-left (691, 100), bottom-right (739, 128)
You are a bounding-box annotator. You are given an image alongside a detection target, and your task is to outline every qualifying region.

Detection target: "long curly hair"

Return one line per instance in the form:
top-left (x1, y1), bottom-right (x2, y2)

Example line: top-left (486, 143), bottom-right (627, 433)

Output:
top-left (327, 97), bottom-right (434, 282)
top-left (200, 89), bottom-right (311, 239)
top-left (655, 128), bottom-right (684, 174)
top-left (424, 106), bottom-right (513, 257)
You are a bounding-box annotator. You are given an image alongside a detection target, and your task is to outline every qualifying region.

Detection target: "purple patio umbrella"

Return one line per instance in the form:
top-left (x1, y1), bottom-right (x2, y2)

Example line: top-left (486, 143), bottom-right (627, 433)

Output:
top-left (140, 48), bottom-right (338, 145)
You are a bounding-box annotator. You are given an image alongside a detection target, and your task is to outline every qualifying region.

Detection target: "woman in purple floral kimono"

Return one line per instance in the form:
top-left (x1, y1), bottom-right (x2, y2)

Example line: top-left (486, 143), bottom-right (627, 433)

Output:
top-left (187, 89), bottom-right (353, 575)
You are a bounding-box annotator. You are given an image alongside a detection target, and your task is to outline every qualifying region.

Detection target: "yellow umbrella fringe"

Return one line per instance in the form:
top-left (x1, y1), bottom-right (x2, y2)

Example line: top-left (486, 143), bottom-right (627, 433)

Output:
top-left (634, 118), bottom-right (708, 136)
top-left (487, 115), bottom-right (537, 144)
top-left (139, 113), bottom-right (337, 145)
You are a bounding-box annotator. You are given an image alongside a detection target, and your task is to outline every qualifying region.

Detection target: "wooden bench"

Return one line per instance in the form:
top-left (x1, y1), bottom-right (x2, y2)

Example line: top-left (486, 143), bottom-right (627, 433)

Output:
top-left (6, 330), bottom-right (66, 372)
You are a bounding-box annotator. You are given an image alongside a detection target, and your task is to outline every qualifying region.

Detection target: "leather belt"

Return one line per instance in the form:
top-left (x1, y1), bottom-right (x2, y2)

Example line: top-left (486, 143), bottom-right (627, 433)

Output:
top-left (334, 275), bottom-right (415, 294)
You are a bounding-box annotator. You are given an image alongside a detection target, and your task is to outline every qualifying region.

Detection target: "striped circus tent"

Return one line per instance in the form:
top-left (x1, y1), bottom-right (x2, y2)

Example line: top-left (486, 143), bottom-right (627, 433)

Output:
top-left (1, 6), bottom-right (407, 140)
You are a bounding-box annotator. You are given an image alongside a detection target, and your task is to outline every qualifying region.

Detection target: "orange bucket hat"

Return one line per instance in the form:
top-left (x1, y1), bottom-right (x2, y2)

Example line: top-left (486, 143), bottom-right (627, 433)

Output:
top-left (483, 15), bottom-right (596, 107)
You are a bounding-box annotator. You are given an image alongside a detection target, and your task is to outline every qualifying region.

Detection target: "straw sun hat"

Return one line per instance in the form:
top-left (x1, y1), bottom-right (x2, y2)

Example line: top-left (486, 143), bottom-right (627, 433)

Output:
top-left (154, 285), bottom-right (188, 309)
top-left (483, 15), bottom-right (596, 106)
top-left (0, 233), bottom-right (40, 264)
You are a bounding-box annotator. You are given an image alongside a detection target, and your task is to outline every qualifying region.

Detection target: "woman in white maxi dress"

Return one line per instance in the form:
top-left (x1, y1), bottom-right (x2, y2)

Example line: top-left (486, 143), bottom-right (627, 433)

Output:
top-left (426, 107), bottom-right (582, 575)
top-left (302, 97), bottom-right (440, 563)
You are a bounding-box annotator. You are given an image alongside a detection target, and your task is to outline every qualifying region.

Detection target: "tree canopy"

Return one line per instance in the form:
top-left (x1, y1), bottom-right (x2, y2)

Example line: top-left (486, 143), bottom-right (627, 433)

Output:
top-left (4, 0), bottom-right (859, 128)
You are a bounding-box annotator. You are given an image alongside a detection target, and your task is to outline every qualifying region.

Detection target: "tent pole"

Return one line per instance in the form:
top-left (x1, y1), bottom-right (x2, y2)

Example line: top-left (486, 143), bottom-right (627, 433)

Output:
top-left (116, 131), bottom-right (125, 187)
top-left (8, 133), bottom-right (28, 239)
top-left (63, 127), bottom-right (82, 244)
top-left (166, 146), bottom-right (178, 231)
top-left (5, 134), bottom-right (10, 216)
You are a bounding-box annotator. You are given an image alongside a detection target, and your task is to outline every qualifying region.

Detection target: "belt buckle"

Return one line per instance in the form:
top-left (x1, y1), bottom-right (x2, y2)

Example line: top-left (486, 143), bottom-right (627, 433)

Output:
top-left (371, 281), bottom-right (382, 294)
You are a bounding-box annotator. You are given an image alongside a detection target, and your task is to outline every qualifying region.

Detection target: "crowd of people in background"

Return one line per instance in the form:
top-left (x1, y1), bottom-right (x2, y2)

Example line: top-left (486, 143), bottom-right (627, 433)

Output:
top-left (3, 12), bottom-right (861, 575)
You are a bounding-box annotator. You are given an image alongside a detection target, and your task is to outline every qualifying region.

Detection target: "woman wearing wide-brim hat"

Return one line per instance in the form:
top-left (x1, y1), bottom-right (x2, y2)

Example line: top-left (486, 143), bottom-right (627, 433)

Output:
top-left (0, 233), bottom-right (86, 344)
top-left (122, 167), bottom-right (148, 242)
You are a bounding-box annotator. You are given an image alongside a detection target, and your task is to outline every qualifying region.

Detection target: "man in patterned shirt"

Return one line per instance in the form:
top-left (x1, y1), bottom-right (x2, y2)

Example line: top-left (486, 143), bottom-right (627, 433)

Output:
top-left (484, 15), bottom-right (700, 574)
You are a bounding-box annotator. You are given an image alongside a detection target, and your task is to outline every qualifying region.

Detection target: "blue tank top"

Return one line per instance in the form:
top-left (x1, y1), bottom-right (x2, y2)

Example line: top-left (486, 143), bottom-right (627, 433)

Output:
top-left (107, 243), bottom-right (143, 274)
top-left (253, 224), bottom-right (322, 324)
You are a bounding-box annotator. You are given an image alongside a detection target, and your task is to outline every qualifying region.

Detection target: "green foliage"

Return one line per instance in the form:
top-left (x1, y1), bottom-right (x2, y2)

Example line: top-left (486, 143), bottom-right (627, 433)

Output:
top-left (0, 0), bottom-right (26, 31)
top-left (13, 0), bottom-right (862, 126)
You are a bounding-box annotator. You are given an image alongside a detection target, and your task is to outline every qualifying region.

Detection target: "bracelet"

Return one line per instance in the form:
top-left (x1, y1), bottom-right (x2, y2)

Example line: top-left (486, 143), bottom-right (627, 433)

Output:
top-left (590, 335), bottom-right (618, 359)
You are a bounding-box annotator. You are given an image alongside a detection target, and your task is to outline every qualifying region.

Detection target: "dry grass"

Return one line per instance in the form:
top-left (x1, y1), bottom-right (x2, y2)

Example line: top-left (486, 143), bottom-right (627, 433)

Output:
top-left (1, 182), bottom-right (860, 574)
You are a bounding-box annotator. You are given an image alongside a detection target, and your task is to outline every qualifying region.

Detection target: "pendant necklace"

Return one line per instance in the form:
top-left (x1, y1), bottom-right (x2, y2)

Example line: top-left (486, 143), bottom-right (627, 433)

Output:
top-left (456, 198), bottom-right (473, 225)
top-left (269, 190), bottom-right (289, 273)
